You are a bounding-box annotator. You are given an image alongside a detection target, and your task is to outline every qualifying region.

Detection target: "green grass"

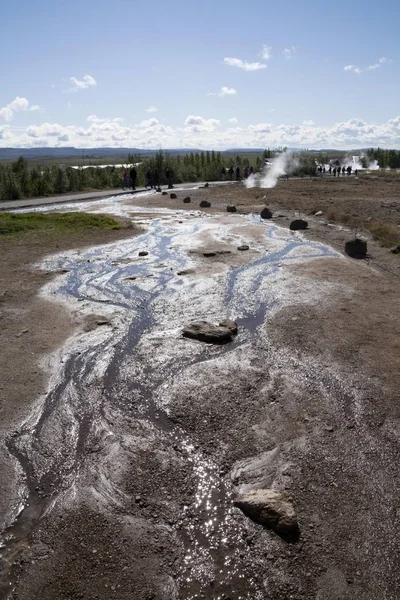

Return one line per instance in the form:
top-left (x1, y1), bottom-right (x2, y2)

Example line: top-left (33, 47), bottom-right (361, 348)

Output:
top-left (0, 212), bottom-right (122, 235)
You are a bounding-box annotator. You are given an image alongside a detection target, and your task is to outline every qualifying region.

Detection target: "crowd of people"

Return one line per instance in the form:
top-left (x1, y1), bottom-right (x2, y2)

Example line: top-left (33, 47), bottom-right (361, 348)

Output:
top-left (220, 165), bottom-right (254, 181)
top-left (313, 164), bottom-right (358, 177)
top-left (122, 166), bottom-right (175, 191)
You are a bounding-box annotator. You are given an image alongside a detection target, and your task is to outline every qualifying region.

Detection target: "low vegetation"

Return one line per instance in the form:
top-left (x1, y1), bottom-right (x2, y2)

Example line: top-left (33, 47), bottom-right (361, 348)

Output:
top-left (0, 212), bottom-right (122, 235)
top-left (366, 221), bottom-right (400, 248)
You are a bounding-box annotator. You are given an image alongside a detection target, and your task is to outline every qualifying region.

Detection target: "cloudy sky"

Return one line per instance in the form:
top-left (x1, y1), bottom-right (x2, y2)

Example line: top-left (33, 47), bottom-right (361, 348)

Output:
top-left (1, 0), bottom-right (399, 150)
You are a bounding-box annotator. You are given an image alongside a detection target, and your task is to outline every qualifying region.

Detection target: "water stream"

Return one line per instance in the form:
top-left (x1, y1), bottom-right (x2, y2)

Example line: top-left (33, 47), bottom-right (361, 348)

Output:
top-left (0, 206), bottom-right (339, 599)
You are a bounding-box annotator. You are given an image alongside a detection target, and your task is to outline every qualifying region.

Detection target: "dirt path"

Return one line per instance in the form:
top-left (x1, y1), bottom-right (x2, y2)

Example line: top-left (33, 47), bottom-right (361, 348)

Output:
top-left (0, 180), bottom-right (400, 599)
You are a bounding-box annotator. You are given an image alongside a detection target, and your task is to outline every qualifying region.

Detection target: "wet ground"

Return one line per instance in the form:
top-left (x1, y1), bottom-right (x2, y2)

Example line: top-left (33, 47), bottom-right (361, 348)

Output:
top-left (1, 189), bottom-right (400, 599)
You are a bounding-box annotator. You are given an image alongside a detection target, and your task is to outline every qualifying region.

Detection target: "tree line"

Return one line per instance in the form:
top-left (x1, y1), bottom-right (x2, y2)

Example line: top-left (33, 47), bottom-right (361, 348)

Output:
top-left (364, 148), bottom-right (400, 169)
top-left (0, 151), bottom-right (266, 201)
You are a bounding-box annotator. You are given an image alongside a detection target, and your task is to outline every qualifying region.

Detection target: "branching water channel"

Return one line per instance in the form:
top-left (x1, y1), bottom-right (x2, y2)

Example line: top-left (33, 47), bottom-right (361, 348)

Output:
top-left (0, 208), bottom-right (339, 599)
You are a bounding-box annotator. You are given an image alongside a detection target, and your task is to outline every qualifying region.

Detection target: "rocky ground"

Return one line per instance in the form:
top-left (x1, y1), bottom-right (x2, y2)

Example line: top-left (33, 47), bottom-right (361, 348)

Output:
top-left (0, 177), bottom-right (400, 600)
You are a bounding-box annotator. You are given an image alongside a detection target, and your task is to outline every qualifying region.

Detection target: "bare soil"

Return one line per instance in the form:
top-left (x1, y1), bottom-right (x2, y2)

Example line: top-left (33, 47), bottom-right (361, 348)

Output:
top-left (1, 177), bottom-right (400, 600)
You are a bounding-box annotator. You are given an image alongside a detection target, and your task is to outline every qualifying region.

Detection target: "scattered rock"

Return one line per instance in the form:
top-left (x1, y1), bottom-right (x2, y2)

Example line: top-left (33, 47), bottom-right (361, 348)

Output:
top-left (345, 238), bottom-right (367, 259)
top-left (314, 211), bottom-right (323, 216)
top-left (183, 196), bottom-right (191, 203)
top-left (170, 193), bottom-right (177, 199)
top-left (162, 191), bottom-right (168, 196)
top-left (290, 219), bottom-right (308, 231)
top-left (182, 321), bottom-right (234, 344)
top-left (177, 269), bottom-right (195, 276)
top-left (200, 200), bottom-right (211, 208)
top-left (237, 244), bottom-right (249, 251)
top-left (233, 489), bottom-right (298, 535)
top-left (227, 205), bottom-right (237, 213)
top-left (204, 182), bottom-right (209, 188)
top-left (203, 251), bottom-right (216, 257)
top-left (391, 245), bottom-right (400, 254)
top-left (138, 251), bottom-right (149, 257)
top-left (260, 208), bottom-right (273, 219)
top-left (219, 319), bottom-right (238, 335)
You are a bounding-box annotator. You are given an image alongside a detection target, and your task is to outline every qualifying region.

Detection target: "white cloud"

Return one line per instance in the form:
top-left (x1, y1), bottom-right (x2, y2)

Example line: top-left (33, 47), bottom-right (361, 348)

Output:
top-left (0, 97), bottom-right (41, 122)
top-left (223, 57), bottom-right (267, 71)
top-left (261, 45), bottom-right (272, 60)
top-left (210, 86), bottom-right (238, 97)
top-left (3, 114), bottom-right (400, 150)
top-left (228, 117), bottom-right (238, 124)
top-left (345, 57), bottom-right (390, 74)
top-left (145, 106), bottom-right (158, 113)
top-left (302, 119), bottom-right (315, 126)
top-left (69, 74), bottom-right (97, 91)
top-left (283, 46), bottom-right (296, 59)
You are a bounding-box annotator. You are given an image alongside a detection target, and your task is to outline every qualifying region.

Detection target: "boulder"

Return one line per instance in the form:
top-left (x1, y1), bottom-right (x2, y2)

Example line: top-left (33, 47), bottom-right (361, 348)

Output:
top-left (391, 245), bottom-right (400, 254)
top-left (203, 251), bottom-right (216, 257)
top-left (183, 196), bottom-right (191, 203)
top-left (260, 208), bottom-right (273, 219)
top-left (345, 238), bottom-right (367, 259)
top-left (227, 205), bottom-right (237, 213)
top-left (237, 245), bottom-right (249, 251)
top-left (290, 219), bottom-right (308, 231)
top-left (200, 200), bottom-right (211, 208)
top-left (138, 251), bottom-right (148, 257)
top-left (170, 193), bottom-right (177, 199)
top-left (234, 489), bottom-right (298, 535)
top-left (182, 321), bottom-right (234, 344)
top-left (162, 191), bottom-right (168, 196)
top-left (203, 250), bottom-right (231, 257)
top-left (219, 319), bottom-right (238, 335)
top-left (204, 182), bottom-right (209, 188)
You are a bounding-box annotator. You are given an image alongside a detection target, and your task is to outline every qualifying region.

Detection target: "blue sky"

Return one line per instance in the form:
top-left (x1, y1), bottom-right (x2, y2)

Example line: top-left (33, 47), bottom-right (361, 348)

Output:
top-left (1, 0), bottom-right (399, 149)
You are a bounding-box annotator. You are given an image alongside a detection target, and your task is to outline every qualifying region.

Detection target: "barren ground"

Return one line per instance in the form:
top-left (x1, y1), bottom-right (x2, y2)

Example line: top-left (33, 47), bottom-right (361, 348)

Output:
top-left (0, 176), bottom-right (399, 600)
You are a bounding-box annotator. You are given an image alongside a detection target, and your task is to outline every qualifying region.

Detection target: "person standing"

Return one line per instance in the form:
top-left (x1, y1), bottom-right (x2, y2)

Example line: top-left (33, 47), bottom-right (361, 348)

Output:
top-left (228, 166), bottom-right (234, 180)
top-left (145, 167), bottom-right (153, 189)
top-left (221, 167), bottom-right (226, 179)
top-left (166, 167), bottom-right (174, 189)
top-left (122, 169), bottom-right (128, 189)
top-left (244, 166), bottom-right (249, 179)
top-left (129, 166), bottom-right (137, 190)
top-left (235, 166), bottom-right (241, 181)
top-left (249, 166), bottom-right (254, 175)
top-left (153, 168), bottom-right (160, 191)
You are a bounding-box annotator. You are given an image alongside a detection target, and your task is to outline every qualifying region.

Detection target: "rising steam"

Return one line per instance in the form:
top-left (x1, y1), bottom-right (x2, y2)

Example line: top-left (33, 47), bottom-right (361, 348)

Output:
top-left (245, 151), bottom-right (297, 189)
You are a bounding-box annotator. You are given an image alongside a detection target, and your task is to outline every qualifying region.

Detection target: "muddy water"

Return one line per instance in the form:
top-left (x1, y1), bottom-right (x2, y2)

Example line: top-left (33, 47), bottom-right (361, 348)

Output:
top-left (0, 207), bottom-right (339, 599)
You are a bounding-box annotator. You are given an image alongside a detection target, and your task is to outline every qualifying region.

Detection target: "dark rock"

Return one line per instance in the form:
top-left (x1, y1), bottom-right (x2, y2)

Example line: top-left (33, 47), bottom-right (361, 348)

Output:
top-left (170, 193), bottom-right (177, 199)
top-left (200, 200), bottom-right (211, 208)
top-left (182, 321), bottom-right (234, 344)
top-left (162, 191), bottom-right (168, 196)
top-left (290, 219), bottom-right (308, 231)
top-left (203, 251), bottom-right (216, 257)
top-left (204, 182), bottom-right (209, 188)
top-left (234, 489), bottom-right (298, 535)
top-left (156, 187), bottom-right (162, 192)
top-left (260, 208), bottom-right (273, 219)
top-left (345, 238), bottom-right (367, 259)
top-left (138, 251), bottom-right (148, 257)
top-left (391, 245), bottom-right (400, 254)
top-left (227, 205), bottom-right (237, 213)
top-left (219, 319), bottom-right (238, 334)
top-left (237, 244), bottom-right (249, 251)
top-left (183, 196), bottom-right (191, 203)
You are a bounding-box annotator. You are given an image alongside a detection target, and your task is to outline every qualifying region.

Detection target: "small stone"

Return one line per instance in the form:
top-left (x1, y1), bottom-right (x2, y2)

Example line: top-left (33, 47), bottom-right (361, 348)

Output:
top-left (183, 321), bottom-right (233, 344)
top-left (170, 193), bottom-right (177, 199)
top-left (345, 238), bottom-right (367, 259)
top-left (237, 244), bottom-right (249, 251)
top-left (227, 205), bottom-right (237, 213)
top-left (162, 191), bottom-right (168, 196)
top-left (203, 251), bottom-right (216, 257)
top-left (260, 207), bottom-right (273, 219)
top-left (290, 219), bottom-right (308, 231)
top-left (200, 200), bottom-right (211, 208)
top-left (234, 488), bottom-right (298, 535)
top-left (138, 251), bottom-right (148, 257)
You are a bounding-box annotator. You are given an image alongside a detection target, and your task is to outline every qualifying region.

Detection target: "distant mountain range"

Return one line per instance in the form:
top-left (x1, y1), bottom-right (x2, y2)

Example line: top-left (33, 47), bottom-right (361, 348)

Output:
top-left (0, 146), bottom-right (368, 161)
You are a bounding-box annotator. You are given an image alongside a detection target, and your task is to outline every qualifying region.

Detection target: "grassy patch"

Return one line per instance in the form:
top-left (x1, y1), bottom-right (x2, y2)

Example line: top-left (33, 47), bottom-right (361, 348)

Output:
top-left (367, 221), bottom-right (400, 248)
top-left (0, 212), bottom-right (122, 236)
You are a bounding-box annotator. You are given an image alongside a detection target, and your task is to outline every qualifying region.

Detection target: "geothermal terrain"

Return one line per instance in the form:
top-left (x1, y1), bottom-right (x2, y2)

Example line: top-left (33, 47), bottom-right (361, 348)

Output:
top-left (0, 175), bottom-right (399, 600)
